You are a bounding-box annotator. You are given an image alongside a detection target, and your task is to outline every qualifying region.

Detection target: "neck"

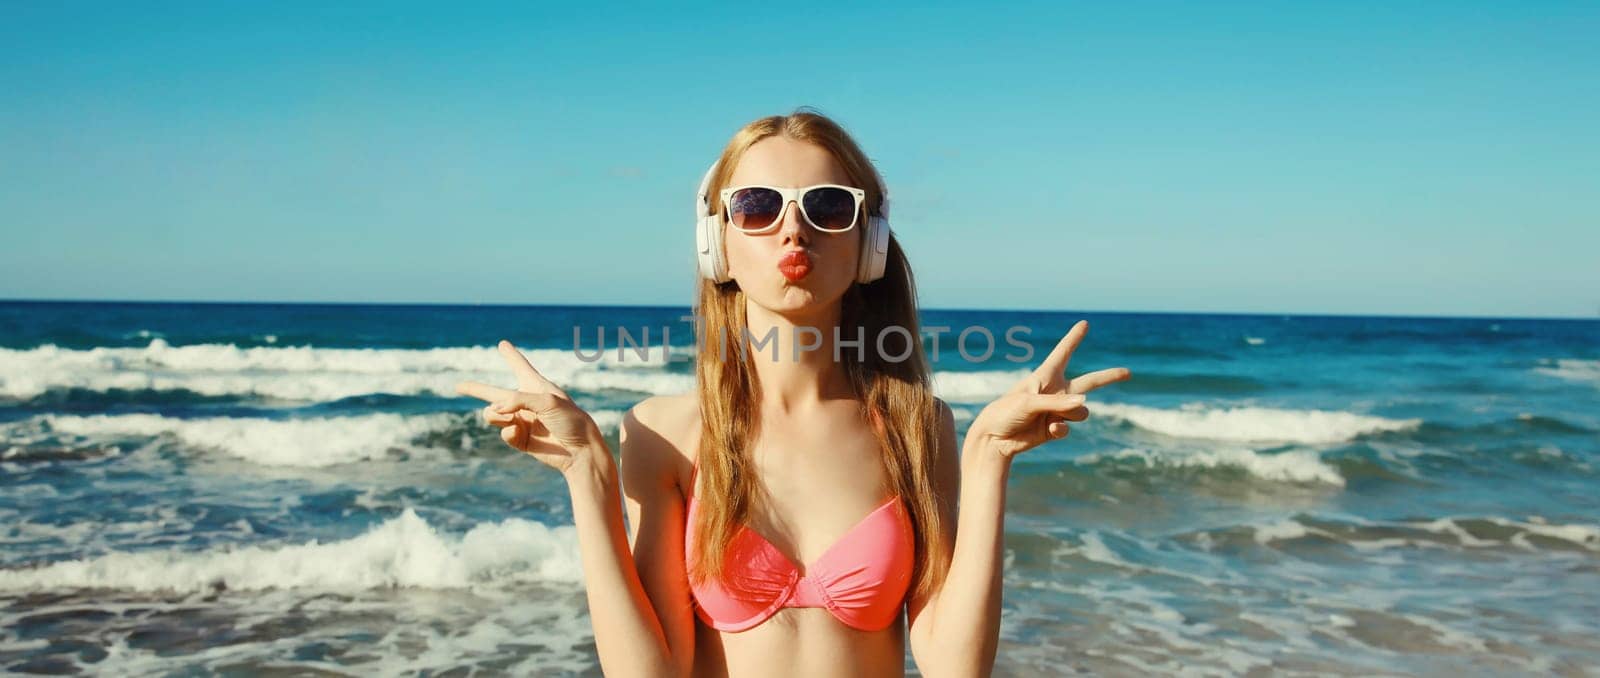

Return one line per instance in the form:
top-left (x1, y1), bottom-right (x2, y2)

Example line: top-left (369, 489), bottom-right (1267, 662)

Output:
top-left (740, 299), bottom-right (853, 415)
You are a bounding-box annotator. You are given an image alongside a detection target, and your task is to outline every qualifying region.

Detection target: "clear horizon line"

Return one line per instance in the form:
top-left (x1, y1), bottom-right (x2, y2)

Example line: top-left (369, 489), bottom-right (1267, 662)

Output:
top-left (2, 296), bottom-right (1596, 323)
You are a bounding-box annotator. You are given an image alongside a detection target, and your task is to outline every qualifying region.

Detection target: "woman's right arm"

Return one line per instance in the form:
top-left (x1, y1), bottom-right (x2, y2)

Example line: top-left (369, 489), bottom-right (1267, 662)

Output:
top-left (617, 396), bottom-right (697, 674)
top-left (457, 342), bottom-right (693, 677)
top-left (564, 408), bottom-right (695, 677)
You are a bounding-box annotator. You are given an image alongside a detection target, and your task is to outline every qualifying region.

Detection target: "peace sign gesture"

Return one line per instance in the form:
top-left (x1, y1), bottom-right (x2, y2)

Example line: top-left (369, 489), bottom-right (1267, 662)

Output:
top-left (456, 340), bottom-right (605, 475)
top-left (967, 320), bottom-right (1131, 459)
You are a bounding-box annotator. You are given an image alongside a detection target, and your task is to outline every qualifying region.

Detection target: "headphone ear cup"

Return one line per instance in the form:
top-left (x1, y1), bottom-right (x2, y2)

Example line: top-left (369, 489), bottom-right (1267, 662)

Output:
top-left (696, 214), bottom-right (730, 283)
top-left (693, 162), bottom-right (731, 283)
top-left (856, 216), bottom-right (891, 283)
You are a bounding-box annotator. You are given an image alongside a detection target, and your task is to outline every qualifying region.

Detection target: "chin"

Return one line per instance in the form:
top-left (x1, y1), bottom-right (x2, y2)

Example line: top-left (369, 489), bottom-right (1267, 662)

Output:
top-left (746, 276), bottom-right (850, 315)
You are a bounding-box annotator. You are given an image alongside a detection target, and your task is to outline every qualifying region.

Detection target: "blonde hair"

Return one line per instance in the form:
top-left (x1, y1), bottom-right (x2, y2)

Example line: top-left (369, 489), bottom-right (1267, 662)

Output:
top-left (689, 108), bottom-right (951, 602)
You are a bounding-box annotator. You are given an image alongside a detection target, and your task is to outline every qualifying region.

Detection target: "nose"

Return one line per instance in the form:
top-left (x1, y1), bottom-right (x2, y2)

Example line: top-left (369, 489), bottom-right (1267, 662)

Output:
top-left (775, 198), bottom-right (811, 246)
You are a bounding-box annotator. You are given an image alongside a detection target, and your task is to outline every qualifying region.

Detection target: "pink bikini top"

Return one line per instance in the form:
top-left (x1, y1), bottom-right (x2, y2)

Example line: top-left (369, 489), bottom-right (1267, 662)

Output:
top-left (684, 466), bottom-right (915, 632)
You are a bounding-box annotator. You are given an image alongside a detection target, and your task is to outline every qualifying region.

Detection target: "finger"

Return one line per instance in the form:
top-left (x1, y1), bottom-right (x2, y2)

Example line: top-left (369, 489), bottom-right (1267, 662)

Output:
top-left (1063, 405), bottom-right (1090, 423)
top-left (500, 422), bottom-right (522, 447)
top-left (498, 340), bottom-right (566, 396)
top-left (1007, 372), bottom-right (1046, 396)
top-left (1034, 320), bottom-right (1089, 382)
top-left (1068, 367), bottom-right (1132, 394)
top-left (513, 409), bottom-right (552, 437)
top-left (1048, 421), bottom-right (1070, 439)
top-left (457, 380), bottom-right (516, 403)
top-left (496, 390), bottom-right (562, 415)
top-left (483, 407), bottom-right (515, 426)
top-left (1027, 392), bottom-right (1086, 415)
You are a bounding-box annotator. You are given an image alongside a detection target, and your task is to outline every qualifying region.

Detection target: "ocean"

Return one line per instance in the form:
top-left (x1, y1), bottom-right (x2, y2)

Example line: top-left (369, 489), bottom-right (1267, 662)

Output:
top-left (1, 301), bottom-right (1596, 676)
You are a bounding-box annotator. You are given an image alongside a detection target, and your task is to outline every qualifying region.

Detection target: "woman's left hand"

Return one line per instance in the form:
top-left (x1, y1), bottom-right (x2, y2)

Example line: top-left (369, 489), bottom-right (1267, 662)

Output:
top-left (966, 320), bottom-right (1131, 459)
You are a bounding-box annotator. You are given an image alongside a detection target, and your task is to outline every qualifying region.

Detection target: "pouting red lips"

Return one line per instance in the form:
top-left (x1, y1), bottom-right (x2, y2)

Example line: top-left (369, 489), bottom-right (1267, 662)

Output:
top-left (777, 250), bottom-right (812, 282)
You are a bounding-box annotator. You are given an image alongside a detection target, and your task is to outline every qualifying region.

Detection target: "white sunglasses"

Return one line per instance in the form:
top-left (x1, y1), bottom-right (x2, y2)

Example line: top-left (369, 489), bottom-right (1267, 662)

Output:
top-left (719, 184), bottom-right (867, 234)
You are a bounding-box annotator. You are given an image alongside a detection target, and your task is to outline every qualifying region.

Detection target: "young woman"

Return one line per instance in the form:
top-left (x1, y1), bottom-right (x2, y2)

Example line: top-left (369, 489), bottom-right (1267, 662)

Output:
top-left (457, 110), bottom-right (1130, 677)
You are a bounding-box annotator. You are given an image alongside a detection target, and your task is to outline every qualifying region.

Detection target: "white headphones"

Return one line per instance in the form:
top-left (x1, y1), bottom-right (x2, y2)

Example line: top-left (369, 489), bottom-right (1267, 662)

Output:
top-left (695, 162), bottom-right (891, 284)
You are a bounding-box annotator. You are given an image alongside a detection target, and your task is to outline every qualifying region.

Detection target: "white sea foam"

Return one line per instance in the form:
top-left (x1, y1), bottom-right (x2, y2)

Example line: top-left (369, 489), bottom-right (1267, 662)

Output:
top-left (0, 508), bottom-right (582, 592)
top-left (1075, 531), bottom-right (1131, 567)
top-left (1400, 613), bottom-right (1491, 652)
top-left (1080, 447), bottom-right (1346, 486)
top-left (0, 340), bottom-right (1071, 406)
top-left (1096, 402), bottom-right (1420, 444)
top-left (1425, 516), bottom-right (1600, 552)
top-left (5, 409), bottom-right (630, 467)
top-left (1252, 519), bottom-right (1312, 544)
top-left (1534, 358), bottom-right (1600, 386)
top-left (931, 368), bottom-right (1029, 402)
top-left (3, 587), bottom-right (599, 675)
top-left (11, 413), bottom-right (458, 467)
top-left (1244, 515), bottom-right (1600, 552)
top-left (0, 340), bottom-right (695, 402)
top-left (1510, 519), bottom-right (1600, 549)
top-left (1417, 517), bottom-right (1498, 548)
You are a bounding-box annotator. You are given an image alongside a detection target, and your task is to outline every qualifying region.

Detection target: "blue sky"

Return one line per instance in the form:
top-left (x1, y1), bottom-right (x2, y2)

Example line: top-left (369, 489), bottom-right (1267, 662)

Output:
top-left (2, 2), bottom-right (1596, 318)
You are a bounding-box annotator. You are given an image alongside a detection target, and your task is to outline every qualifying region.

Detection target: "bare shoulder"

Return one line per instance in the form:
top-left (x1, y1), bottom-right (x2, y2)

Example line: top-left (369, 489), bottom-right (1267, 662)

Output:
top-left (627, 392), bottom-right (701, 452)
top-left (621, 393), bottom-right (701, 493)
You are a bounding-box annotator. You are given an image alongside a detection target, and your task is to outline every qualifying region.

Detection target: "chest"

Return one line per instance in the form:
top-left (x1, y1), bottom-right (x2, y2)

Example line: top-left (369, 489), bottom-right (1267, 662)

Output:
top-left (741, 408), bottom-right (893, 561)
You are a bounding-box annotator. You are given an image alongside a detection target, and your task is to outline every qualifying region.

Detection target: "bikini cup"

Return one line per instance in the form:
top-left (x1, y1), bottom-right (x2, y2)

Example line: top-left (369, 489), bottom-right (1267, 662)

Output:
top-left (682, 470), bottom-right (916, 633)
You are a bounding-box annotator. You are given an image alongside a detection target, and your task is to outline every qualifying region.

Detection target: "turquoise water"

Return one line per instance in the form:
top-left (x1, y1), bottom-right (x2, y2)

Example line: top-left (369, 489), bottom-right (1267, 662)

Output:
top-left (1, 301), bottom-right (1597, 675)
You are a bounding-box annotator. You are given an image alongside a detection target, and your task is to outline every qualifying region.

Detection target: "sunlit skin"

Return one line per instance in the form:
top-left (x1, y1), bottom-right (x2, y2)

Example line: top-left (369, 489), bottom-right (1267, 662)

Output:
top-left (455, 137), bottom-right (1131, 677)
top-left (722, 135), bottom-right (862, 318)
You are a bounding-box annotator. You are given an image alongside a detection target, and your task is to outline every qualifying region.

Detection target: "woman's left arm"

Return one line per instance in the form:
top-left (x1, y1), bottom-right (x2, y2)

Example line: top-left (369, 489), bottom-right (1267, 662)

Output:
top-left (908, 320), bottom-right (1131, 677)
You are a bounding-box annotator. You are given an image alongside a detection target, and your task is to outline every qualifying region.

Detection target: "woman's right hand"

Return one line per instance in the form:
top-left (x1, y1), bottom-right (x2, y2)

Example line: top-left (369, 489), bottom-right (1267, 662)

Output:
top-left (457, 340), bottom-right (605, 477)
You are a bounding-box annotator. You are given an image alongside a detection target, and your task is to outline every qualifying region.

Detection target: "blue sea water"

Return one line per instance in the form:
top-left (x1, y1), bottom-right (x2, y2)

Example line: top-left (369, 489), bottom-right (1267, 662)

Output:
top-left (1, 301), bottom-right (1597, 675)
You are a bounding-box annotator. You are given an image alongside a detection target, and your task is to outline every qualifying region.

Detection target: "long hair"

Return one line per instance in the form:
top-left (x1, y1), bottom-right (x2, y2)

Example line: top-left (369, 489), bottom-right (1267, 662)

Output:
top-left (689, 109), bottom-right (951, 603)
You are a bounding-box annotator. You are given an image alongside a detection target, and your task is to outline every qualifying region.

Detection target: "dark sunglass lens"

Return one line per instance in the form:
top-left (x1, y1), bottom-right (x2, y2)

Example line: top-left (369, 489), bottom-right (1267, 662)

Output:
top-left (729, 188), bottom-right (782, 230)
top-left (802, 187), bottom-right (857, 231)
